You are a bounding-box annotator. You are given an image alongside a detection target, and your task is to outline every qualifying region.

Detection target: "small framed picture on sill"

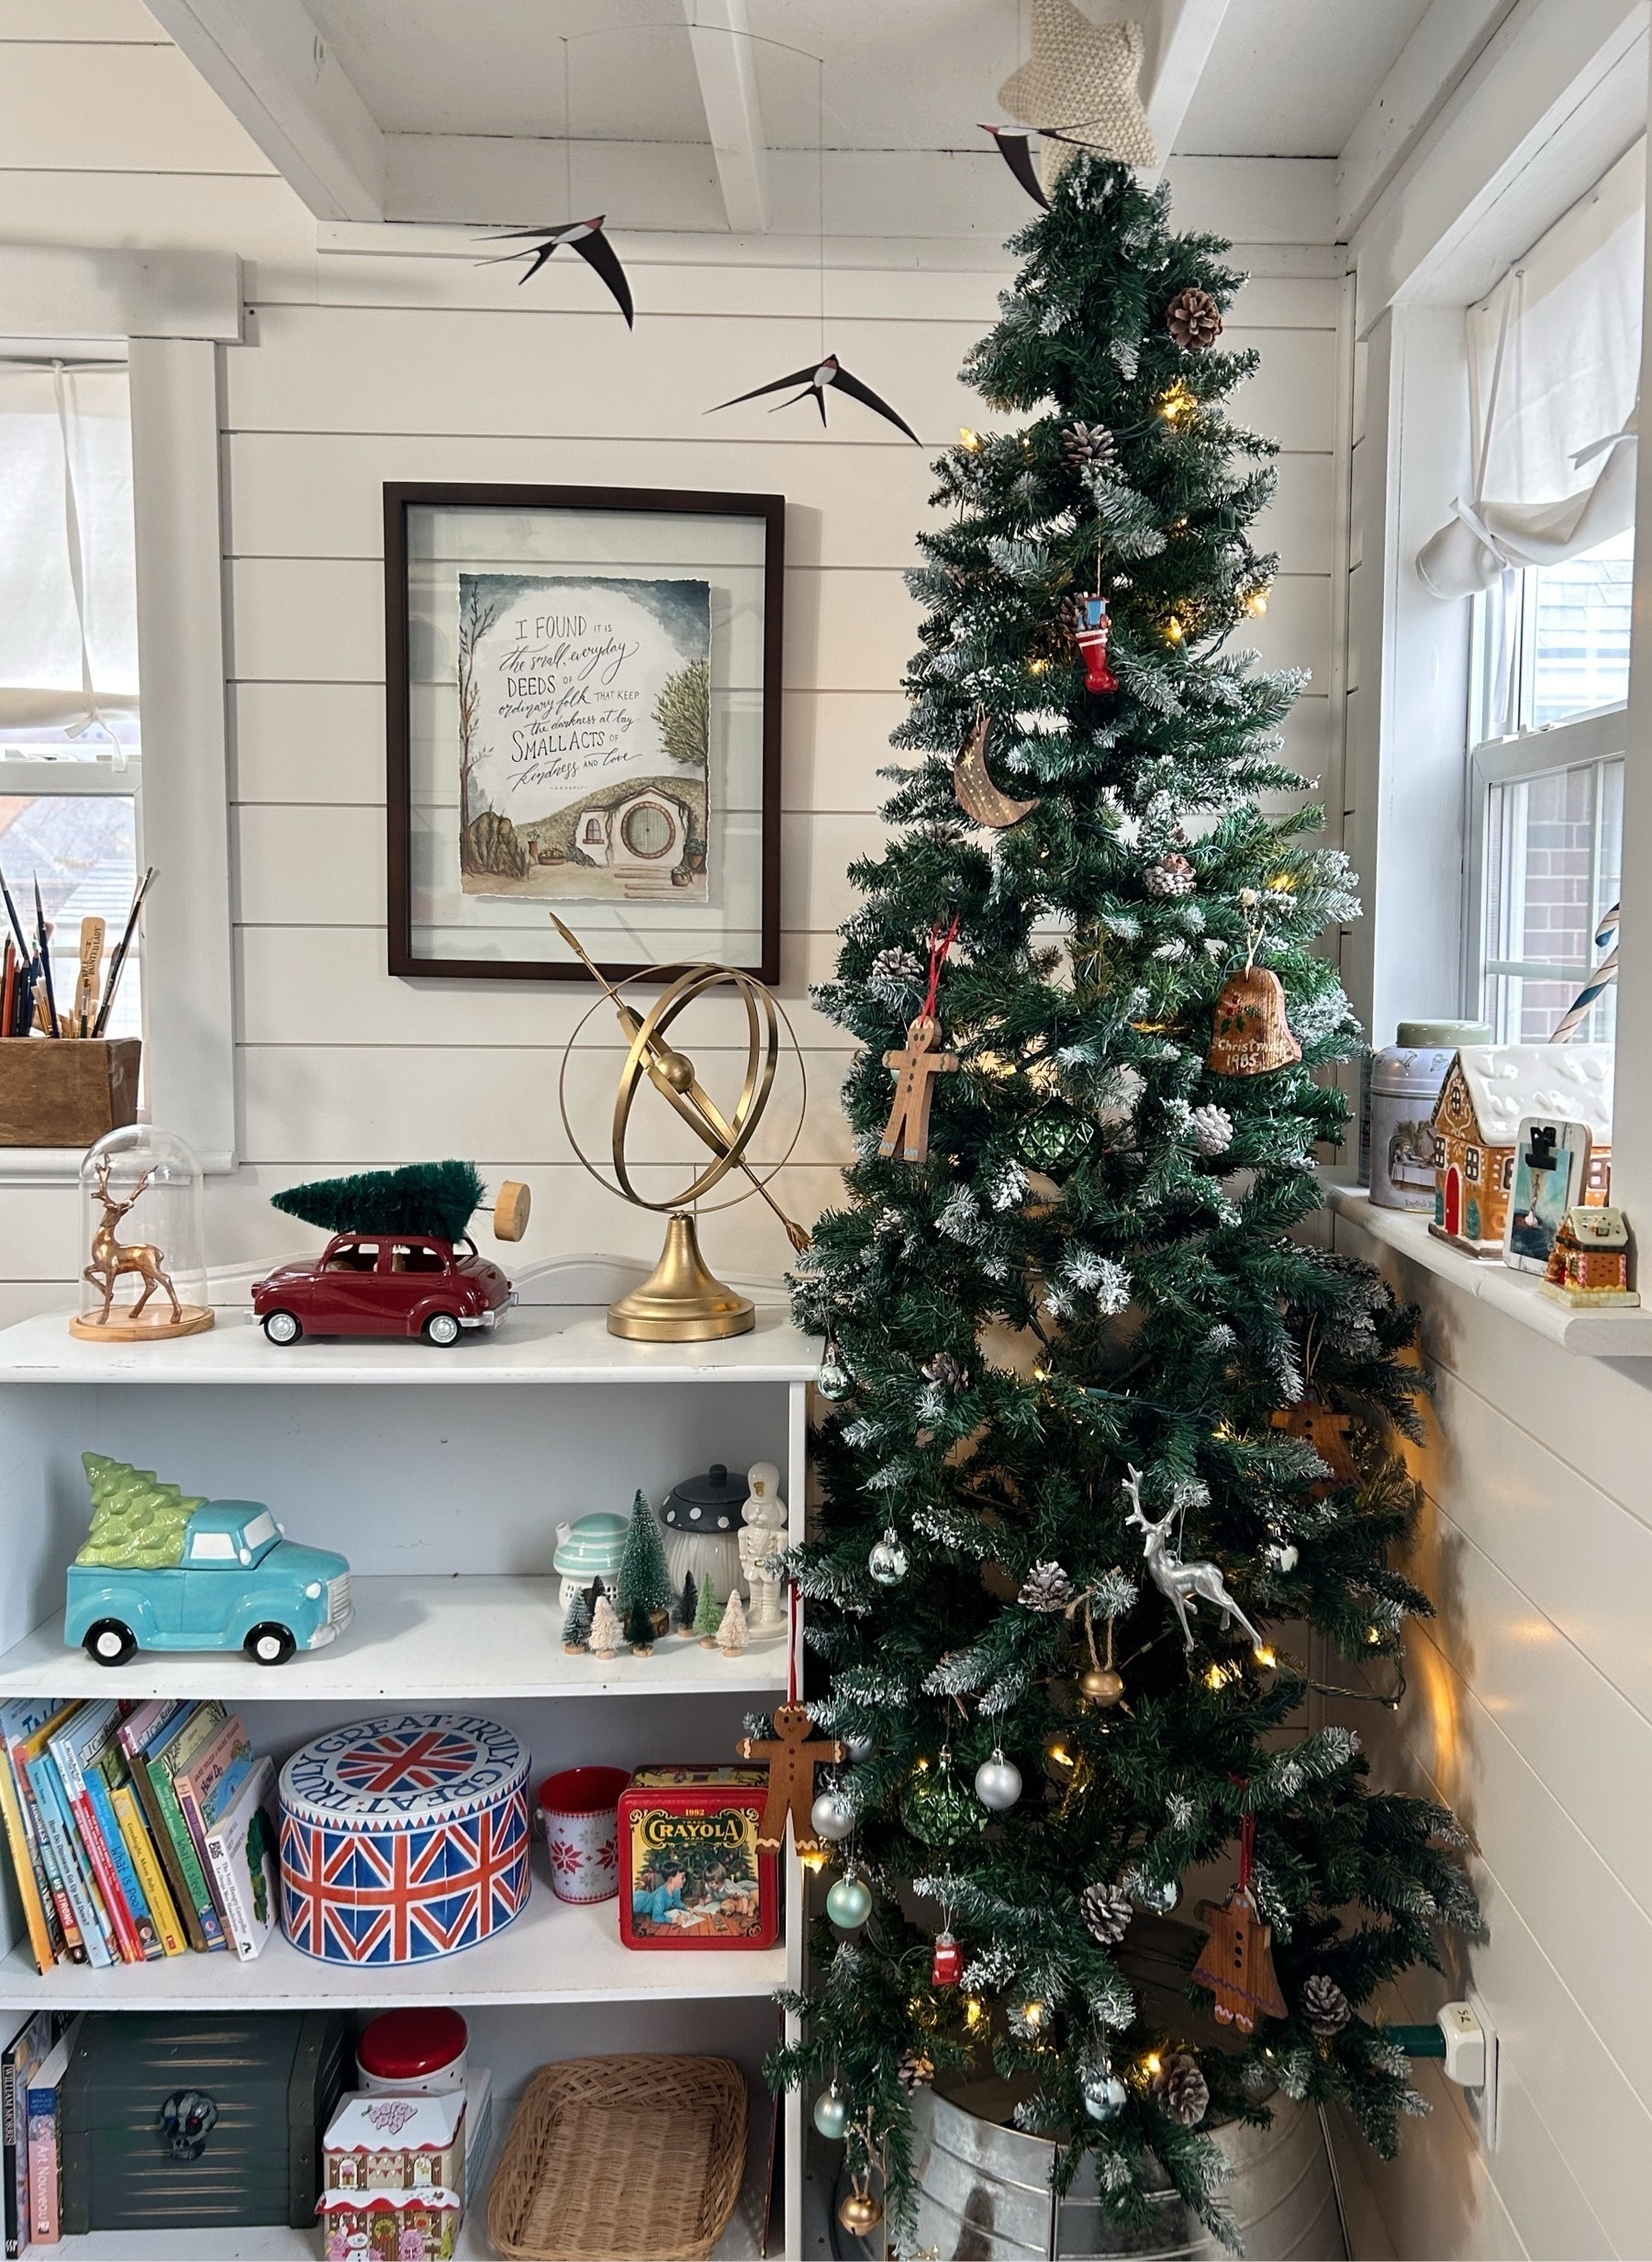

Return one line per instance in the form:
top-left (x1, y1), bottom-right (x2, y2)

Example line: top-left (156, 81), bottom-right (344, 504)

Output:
top-left (385, 481), bottom-right (784, 982)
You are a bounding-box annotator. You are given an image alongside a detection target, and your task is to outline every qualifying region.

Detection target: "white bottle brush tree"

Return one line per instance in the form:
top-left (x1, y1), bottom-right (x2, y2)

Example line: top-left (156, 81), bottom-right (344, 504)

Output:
top-left (778, 155), bottom-right (1478, 2247)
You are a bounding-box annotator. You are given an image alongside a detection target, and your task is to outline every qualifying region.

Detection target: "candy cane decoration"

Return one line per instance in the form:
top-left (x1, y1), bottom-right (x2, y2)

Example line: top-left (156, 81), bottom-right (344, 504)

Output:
top-left (1550, 901), bottom-right (1619, 1043)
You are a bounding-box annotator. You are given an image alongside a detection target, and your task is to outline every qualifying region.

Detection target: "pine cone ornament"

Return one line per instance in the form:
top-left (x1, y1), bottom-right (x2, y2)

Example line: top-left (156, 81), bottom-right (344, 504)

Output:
top-left (1079, 1879), bottom-right (1133, 1947)
top-left (921, 1350), bottom-right (969, 1393)
top-left (1018, 1561), bottom-right (1074, 1613)
top-left (1301, 1974), bottom-right (1351, 2037)
top-left (1145, 853), bottom-right (1196, 898)
top-left (1152, 2048), bottom-right (1210, 2127)
top-left (897, 2049), bottom-right (935, 2092)
top-left (1166, 287), bottom-right (1223, 352)
top-left (1061, 420), bottom-right (1116, 466)
top-left (868, 945), bottom-right (923, 991)
top-left (1188, 1103), bottom-right (1233, 1156)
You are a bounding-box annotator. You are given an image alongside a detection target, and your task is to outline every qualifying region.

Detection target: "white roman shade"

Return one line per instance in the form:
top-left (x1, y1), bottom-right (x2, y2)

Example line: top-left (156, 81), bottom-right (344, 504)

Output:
top-left (1418, 140), bottom-right (1646, 600)
top-left (0, 361), bottom-right (139, 736)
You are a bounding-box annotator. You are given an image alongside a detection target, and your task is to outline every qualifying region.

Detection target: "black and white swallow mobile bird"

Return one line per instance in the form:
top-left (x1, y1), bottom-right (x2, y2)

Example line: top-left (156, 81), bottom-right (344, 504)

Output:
top-left (709, 353), bottom-right (921, 442)
top-left (478, 215), bottom-right (634, 326)
top-left (980, 122), bottom-right (1050, 208)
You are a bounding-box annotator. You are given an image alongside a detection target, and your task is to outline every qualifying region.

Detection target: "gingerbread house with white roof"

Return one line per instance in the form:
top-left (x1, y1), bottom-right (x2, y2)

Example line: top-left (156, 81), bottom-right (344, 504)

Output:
top-left (1430, 1044), bottom-right (1613, 1256)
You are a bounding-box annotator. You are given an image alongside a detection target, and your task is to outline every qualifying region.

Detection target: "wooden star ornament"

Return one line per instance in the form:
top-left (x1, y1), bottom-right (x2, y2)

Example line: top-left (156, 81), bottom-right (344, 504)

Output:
top-left (737, 1703), bottom-right (847, 1855)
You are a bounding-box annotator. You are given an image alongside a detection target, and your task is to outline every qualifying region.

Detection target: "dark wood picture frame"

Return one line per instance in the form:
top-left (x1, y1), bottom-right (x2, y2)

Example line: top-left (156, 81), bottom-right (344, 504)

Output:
top-left (385, 481), bottom-right (785, 983)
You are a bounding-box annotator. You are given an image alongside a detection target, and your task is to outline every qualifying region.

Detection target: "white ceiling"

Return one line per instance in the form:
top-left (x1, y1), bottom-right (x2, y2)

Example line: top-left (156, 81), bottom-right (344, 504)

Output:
top-left (298, 0), bottom-right (1428, 159)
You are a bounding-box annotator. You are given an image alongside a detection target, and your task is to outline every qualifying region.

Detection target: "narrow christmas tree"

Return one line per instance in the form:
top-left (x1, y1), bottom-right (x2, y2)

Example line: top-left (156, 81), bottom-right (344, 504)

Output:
top-left (693, 1576), bottom-right (722, 1645)
top-left (782, 155), bottom-right (1476, 2245)
top-left (617, 1490), bottom-right (672, 1623)
top-left (561, 1591), bottom-right (591, 1652)
top-left (677, 1569), bottom-right (699, 1634)
top-left (715, 1589), bottom-right (747, 1657)
top-left (587, 1594), bottom-right (621, 1659)
top-left (624, 1599), bottom-right (656, 1656)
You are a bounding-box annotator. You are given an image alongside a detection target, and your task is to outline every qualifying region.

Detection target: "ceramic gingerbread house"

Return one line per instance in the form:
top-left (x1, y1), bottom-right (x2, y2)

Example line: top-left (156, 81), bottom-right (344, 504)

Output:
top-left (1429, 1044), bottom-right (1613, 1256)
top-left (1541, 1206), bottom-right (1638, 1308)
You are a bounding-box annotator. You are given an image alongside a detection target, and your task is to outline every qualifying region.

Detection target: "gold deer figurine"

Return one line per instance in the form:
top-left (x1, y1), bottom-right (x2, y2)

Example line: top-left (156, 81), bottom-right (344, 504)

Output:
top-left (82, 1154), bottom-right (181, 1326)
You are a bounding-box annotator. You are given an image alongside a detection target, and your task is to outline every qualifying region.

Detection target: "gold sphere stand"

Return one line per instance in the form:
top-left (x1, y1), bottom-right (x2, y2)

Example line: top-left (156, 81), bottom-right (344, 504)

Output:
top-left (607, 1214), bottom-right (754, 1341)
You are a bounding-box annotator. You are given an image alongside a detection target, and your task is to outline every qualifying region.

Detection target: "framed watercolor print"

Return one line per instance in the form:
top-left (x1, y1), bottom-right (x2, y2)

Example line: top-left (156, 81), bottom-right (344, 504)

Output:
top-left (385, 483), bottom-right (784, 981)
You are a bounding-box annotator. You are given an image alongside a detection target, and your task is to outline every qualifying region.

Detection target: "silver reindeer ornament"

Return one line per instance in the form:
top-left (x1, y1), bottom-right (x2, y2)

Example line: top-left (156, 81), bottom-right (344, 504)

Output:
top-left (1122, 1465), bottom-right (1264, 1656)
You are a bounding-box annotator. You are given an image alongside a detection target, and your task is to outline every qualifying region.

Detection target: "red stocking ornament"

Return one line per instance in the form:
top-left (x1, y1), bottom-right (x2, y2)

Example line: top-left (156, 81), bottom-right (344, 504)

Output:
top-left (1074, 594), bottom-right (1118, 694)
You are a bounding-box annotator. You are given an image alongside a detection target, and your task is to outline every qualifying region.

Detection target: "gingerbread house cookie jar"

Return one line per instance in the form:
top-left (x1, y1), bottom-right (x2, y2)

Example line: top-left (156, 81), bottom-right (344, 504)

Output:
top-left (1430, 1043), bottom-right (1613, 1256)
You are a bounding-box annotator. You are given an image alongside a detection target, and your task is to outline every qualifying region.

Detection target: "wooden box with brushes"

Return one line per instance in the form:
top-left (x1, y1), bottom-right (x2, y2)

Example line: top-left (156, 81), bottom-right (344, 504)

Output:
top-left (0, 866), bottom-right (150, 1144)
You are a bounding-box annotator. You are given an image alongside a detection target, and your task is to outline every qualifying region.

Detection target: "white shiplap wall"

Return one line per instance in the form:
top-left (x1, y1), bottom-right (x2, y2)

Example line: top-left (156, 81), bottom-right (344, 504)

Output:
top-left (0, 3), bottom-right (1345, 1324)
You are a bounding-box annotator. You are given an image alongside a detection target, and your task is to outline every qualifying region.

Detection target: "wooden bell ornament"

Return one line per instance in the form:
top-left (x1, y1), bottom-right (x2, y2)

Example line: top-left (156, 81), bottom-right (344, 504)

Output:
top-left (1207, 965), bottom-right (1300, 1077)
top-left (1190, 1813), bottom-right (1287, 2033)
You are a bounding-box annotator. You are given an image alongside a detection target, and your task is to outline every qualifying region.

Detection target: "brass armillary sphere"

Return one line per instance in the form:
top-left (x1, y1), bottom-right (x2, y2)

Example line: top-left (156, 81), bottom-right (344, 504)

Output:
top-left (552, 918), bottom-right (809, 1340)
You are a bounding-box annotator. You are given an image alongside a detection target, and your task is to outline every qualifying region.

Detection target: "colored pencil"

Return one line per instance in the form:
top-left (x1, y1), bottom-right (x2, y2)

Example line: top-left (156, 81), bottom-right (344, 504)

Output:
top-left (91, 867), bottom-right (153, 1038)
top-left (30, 881), bottom-right (58, 1038)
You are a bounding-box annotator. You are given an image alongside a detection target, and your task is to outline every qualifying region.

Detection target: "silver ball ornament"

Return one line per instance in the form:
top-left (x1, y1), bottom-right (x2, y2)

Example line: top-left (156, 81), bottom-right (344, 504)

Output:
top-left (813, 2085), bottom-right (850, 2140)
top-left (1133, 1875), bottom-right (1179, 1914)
top-left (845, 1732), bottom-right (876, 1763)
top-left (826, 1873), bottom-right (873, 1929)
top-left (868, 1529), bottom-right (908, 1585)
top-left (974, 1748), bottom-right (1022, 1811)
top-left (810, 1787), bottom-right (855, 1843)
top-left (1265, 1540), bottom-right (1300, 1573)
top-left (1082, 2068), bottom-right (1128, 2122)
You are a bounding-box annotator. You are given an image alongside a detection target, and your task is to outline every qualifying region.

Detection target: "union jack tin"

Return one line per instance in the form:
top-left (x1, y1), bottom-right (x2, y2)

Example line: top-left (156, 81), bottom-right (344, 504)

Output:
top-left (278, 1712), bottom-right (530, 1965)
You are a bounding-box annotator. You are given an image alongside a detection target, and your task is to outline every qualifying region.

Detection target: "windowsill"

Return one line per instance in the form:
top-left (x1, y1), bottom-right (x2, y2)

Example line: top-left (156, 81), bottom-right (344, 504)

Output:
top-left (0, 1148), bottom-right (90, 1186)
top-left (1326, 1184), bottom-right (1652, 1357)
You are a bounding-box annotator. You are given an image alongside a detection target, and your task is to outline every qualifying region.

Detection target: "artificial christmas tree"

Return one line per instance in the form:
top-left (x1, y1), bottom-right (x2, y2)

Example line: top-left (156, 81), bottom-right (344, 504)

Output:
top-left (781, 153), bottom-right (1476, 2246)
top-left (617, 1488), bottom-right (673, 1629)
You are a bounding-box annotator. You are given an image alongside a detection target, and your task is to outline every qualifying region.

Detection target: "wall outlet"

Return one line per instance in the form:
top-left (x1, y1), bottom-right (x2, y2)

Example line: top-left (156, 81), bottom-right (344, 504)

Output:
top-left (1456, 1991), bottom-right (1500, 2151)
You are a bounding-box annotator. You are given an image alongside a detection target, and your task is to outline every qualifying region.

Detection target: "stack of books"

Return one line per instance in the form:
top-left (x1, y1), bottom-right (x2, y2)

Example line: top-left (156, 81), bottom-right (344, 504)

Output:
top-left (3, 2010), bottom-right (79, 2255)
top-left (0, 1698), bottom-right (280, 1972)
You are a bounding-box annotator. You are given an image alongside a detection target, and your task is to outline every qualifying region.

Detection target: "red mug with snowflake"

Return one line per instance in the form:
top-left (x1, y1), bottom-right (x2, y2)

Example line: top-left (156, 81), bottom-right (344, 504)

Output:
top-left (537, 1765), bottom-right (630, 1905)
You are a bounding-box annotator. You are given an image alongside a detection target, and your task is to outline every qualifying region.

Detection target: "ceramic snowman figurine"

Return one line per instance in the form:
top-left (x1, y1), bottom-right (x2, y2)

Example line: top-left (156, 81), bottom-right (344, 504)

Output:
top-left (738, 1461), bottom-right (787, 1636)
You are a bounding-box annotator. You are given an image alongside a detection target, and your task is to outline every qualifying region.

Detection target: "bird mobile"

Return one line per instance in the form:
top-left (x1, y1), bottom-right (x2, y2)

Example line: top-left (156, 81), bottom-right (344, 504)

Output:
top-left (710, 353), bottom-right (921, 442)
top-left (478, 215), bottom-right (635, 325)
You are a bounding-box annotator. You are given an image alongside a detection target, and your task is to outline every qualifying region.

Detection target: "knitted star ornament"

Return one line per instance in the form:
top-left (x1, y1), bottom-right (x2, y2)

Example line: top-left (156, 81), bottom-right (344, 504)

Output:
top-left (997, 0), bottom-right (1156, 190)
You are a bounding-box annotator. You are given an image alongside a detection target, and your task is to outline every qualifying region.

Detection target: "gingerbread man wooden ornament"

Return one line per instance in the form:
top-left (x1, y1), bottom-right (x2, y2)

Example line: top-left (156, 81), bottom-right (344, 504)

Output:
top-left (1191, 1887), bottom-right (1288, 2032)
top-left (1269, 1394), bottom-right (1356, 1496)
top-left (879, 1013), bottom-right (960, 1163)
top-left (737, 1703), bottom-right (848, 1855)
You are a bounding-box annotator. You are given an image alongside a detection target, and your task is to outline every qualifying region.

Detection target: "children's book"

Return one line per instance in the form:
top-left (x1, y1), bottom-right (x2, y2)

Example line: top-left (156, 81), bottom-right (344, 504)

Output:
top-left (201, 1756), bottom-right (279, 1962)
top-left (0, 1709), bottom-right (72, 1969)
top-left (118, 1701), bottom-right (206, 1954)
top-left (108, 1785), bottom-right (184, 1957)
top-left (45, 1704), bottom-right (154, 1963)
top-left (0, 1708), bottom-right (60, 1976)
top-left (141, 1704), bottom-right (228, 1954)
top-left (17, 1714), bottom-right (109, 1971)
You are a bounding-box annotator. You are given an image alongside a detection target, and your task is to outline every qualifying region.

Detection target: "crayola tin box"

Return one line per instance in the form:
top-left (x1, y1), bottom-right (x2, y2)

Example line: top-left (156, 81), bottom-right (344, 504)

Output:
top-left (617, 1766), bottom-right (777, 1950)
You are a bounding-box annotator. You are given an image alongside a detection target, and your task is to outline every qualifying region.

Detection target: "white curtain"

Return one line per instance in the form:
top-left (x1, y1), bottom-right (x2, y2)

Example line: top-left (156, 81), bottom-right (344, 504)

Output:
top-left (1417, 140), bottom-right (1646, 600)
top-left (0, 361), bottom-right (138, 736)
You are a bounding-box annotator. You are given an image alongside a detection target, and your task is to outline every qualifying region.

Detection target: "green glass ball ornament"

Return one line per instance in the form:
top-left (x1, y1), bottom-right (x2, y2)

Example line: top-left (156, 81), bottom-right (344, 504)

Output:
top-left (1082, 2067), bottom-right (1128, 2122)
top-left (826, 1872), bottom-right (873, 1929)
top-left (817, 1350), bottom-right (853, 1401)
top-left (900, 1760), bottom-right (989, 1848)
top-left (813, 2084), bottom-right (850, 2141)
top-left (868, 1528), bottom-right (908, 1585)
top-left (1016, 1107), bottom-right (1095, 1173)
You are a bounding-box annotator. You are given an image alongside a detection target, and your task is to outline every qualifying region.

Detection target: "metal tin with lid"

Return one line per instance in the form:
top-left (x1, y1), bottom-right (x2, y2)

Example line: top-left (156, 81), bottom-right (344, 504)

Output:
top-left (1359, 1023), bottom-right (1490, 1204)
top-left (356, 2007), bottom-right (469, 2094)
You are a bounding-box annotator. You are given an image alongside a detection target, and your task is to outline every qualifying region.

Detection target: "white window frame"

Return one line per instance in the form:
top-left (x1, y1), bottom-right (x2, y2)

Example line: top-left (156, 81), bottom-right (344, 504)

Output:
top-left (0, 251), bottom-right (242, 1183)
top-left (1465, 574), bottom-right (1627, 1033)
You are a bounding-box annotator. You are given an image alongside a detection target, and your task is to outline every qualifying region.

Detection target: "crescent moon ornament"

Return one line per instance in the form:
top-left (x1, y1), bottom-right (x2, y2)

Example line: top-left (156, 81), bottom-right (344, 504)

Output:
top-left (953, 708), bottom-right (1038, 828)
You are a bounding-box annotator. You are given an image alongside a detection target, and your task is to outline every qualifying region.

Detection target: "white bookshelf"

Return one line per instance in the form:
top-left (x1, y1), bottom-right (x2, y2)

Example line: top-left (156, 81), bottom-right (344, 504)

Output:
top-left (0, 1271), bottom-right (820, 2259)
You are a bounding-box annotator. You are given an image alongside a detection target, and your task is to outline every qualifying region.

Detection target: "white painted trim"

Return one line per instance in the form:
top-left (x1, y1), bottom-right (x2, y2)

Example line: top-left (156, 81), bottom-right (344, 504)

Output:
top-left (127, 338), bottom-right (237, 1176)
top-left (683, 0), bottom-right (769, 236)
top-left (1142, 0), bottom-right (1234, 171)
top-left (142, 0), bottom-right (385, 224)
top-left (1336, 0), bottom-right (1523, 241)
top-left (0, 244), bottom-right (240, 345)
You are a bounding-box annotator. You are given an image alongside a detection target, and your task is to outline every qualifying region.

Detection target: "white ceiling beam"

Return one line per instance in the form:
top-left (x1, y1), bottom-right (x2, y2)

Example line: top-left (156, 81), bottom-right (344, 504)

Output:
top-left (681, 0), bottom-right (768, 235)
top-left (1141, 0), bottom-right (1234, 172)
top-left (142, 0), bottom-right (385, 223)
top-left (1336, 0), bottom-right (1524, 241)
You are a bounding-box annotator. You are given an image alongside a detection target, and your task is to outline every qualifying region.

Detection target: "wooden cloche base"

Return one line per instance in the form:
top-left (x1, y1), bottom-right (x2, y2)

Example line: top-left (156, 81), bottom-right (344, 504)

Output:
top-left (69, 1304), bottom-right (216, 1343)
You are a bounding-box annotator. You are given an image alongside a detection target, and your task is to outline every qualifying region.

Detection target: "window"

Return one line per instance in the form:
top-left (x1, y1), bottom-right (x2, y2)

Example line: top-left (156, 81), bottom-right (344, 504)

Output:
top-left (0, 360), bottom-right (141, 1039)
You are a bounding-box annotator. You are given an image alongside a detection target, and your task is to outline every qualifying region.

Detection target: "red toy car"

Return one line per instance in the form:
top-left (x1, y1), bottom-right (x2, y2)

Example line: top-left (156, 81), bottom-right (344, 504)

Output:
top-left (251, 1232), bottom-right (515, 1347)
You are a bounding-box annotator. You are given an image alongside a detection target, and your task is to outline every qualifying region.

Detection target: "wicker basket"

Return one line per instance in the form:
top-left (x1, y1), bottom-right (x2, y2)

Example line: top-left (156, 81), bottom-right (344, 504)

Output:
top-left (486, 2055), bottom-right (748, 2262)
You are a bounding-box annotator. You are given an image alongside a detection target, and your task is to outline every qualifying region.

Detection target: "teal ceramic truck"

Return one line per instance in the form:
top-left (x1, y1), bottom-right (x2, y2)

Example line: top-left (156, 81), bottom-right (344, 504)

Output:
top-left (66, 1498), bottom-right (353, 1667)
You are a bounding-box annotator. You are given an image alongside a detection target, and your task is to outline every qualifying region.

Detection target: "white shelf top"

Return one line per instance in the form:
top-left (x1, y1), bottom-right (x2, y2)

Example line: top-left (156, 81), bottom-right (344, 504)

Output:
top-left (0, 1875), bottom-right (784, 2012)
top-left (0, 1575), bottom-right (792, 1702)
top-left (1327, 1185), bottom-right (1652, 1356)
top-left (0, 1301), bottom-right (824, 1386)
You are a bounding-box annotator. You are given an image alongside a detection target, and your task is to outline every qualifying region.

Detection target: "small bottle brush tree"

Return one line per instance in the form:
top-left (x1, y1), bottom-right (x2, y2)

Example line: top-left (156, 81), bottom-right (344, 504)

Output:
top-left (693, 1576), bottom-right (723, 1644)
top-left (617, 1490), bottom-right (673, 1624)
top-left (780, 155), bottom-right (1477, 2245)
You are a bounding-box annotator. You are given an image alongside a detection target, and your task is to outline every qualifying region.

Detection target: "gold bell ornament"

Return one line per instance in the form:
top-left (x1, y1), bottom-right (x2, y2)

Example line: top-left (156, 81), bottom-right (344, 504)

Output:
top-left (837, 2184), bottom-right (884, 2235)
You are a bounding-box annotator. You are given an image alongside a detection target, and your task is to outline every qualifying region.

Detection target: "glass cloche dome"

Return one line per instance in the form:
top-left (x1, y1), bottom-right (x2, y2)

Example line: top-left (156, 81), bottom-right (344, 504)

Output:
top-left (73, 1124), bottom-right (213, 1341)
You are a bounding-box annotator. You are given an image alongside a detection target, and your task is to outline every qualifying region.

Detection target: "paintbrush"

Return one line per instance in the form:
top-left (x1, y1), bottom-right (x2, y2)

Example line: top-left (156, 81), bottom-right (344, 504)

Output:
top-left (91, 866), bottom-right (154, 1037)
top-left (31, 878), bottom-right (59, 1037)
top-left (0, 859), bottom-right (28, 973)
